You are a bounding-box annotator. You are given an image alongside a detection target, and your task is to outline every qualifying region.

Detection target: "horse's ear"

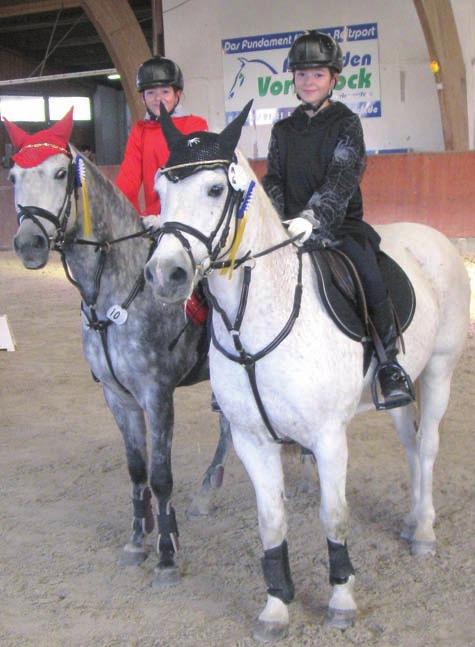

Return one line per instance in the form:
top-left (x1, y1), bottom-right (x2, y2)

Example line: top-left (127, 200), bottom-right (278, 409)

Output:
top-left (219, 100), bottom-right (253, 157)
top-left (2, 117), bottom-right (29, 149)
top-left (49, 107), bottom-right (74, 143)
top-left (159, 102), bottom-right (185, 149)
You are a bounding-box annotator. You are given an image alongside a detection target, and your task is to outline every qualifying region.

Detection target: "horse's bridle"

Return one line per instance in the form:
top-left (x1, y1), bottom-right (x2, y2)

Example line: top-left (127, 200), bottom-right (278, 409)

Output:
top-left (16, 153), bottom-right (158, 396)
top-left (157, 178), bottom-right (244, 278)
top-left (156, 164), bottom-right (306, 443)
top-left (16, 154), bottom-right (77, 251)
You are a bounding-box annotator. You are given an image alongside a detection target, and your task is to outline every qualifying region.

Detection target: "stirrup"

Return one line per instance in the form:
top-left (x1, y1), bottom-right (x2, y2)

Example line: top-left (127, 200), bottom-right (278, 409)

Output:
top-left (371, 361), bottom-right (416, 411)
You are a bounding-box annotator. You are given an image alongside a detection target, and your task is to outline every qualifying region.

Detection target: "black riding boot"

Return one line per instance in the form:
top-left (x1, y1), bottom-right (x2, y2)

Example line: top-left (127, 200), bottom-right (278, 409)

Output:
top-left (370, 297), bottom-right (415, 409)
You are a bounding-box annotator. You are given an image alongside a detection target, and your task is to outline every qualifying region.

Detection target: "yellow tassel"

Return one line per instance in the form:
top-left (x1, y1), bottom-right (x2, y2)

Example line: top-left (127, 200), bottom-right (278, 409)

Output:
top-left (225, 214), bottom-right (247, 279)
top-left (81, 175), bottom-right (92, 237)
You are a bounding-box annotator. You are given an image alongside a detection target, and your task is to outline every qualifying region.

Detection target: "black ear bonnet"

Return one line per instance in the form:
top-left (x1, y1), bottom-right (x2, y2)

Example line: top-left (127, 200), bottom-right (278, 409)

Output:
top-left (159, 100), bottom-right (253, 180)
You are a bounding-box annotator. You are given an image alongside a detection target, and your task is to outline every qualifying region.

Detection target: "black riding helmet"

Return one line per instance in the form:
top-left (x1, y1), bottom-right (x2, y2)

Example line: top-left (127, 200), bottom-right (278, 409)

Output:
top-left (288, 31), bottom-right (343, 73)
top-left (136, 56), bottom-right (184, 92)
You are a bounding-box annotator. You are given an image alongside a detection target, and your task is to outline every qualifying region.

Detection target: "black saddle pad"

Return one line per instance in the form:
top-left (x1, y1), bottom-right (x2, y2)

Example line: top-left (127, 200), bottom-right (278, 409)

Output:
top-left (310, 249), bottom-right (416, 342)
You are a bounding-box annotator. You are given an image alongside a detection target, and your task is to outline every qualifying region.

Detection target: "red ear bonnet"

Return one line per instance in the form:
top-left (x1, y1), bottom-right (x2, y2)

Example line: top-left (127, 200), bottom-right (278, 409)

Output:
top-left (2, 107), bottom-right (74, 168)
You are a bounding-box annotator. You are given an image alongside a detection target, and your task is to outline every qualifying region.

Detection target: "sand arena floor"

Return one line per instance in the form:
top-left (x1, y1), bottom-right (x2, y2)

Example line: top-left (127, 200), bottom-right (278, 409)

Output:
top-left (0, 250), bottom-right (474, 647)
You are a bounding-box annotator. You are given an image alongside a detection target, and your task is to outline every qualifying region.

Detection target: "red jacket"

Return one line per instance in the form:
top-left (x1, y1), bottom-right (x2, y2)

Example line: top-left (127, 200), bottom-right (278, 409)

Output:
top-left (116, 114), bottom-right (208, 215)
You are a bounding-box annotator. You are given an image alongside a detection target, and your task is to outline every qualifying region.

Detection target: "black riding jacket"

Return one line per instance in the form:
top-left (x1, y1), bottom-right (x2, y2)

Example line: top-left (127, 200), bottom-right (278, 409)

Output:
top-left (262, 101), bottom-right (366, 240)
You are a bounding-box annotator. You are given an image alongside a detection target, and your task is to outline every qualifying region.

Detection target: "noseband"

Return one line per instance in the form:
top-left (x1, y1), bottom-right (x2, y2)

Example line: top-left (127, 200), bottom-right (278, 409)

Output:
top-left (17, 156), bottom-right (76, 250)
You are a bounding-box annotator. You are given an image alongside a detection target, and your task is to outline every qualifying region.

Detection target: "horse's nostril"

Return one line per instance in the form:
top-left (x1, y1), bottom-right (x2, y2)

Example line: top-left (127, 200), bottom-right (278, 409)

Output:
top-left (33, 235), bottom-right (46, 250)
top-left (144, 266), bottom-right (154, 284)
top-left (170, 267), bottom-right (187, 284)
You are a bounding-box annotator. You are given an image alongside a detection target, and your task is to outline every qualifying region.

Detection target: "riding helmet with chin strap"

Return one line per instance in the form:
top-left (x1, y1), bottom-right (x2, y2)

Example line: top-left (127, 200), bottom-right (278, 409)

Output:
top-left (136, 56), bottom-right (184, 121)
top-left (288, 31), bottom-right (343, 73)
top-left (288, 31), bottom-right (343, 112)
top-left (136, 56), bottom-right (184, 92)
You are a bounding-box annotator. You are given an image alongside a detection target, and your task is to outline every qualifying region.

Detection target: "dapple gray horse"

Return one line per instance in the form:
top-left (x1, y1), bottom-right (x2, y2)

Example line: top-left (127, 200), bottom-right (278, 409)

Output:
top-left (9, 135), bottom-right (232, 587)
top-left (144, 105), bottom-right (470, 639)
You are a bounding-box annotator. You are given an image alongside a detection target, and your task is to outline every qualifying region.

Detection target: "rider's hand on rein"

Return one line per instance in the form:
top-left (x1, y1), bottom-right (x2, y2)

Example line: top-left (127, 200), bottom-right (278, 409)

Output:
top-left (284, 216), bottom-right (313, 244)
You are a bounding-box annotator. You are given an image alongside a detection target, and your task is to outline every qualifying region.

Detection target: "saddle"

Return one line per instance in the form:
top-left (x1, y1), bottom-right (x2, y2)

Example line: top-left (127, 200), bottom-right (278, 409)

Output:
top-left (309, 248), bottom-right (416, 374)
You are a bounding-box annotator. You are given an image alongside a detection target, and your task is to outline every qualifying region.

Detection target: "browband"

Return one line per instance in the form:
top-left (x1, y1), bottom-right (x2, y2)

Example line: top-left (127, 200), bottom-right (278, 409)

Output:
top-left (21, 142), bottom-right (71, 156)
top-left (160, 159), bottom-right (230, 175)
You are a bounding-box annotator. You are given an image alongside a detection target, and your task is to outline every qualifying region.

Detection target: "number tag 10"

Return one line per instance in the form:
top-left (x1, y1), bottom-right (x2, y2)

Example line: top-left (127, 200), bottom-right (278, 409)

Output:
top-left (107, 304), bottom-right (128, 325)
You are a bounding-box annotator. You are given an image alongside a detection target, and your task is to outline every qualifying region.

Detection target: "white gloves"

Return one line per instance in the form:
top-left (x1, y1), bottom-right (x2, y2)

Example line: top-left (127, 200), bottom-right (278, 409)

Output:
top-left (285, 216), bottom-right (313, 243)
top-left (141, 214), bottom-right (160, 232)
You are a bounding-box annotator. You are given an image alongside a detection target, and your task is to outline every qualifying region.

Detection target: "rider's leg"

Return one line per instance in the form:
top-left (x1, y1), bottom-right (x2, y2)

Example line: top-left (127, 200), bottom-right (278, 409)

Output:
top-left (369, 294), bottom-right (415, 406)
top-left (339, 236), bottom-right (414, 407)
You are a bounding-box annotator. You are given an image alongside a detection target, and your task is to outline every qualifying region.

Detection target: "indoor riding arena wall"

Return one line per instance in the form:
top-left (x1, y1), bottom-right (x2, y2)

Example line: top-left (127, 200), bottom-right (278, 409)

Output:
top-left (1, 151), bottom-right (475, 249)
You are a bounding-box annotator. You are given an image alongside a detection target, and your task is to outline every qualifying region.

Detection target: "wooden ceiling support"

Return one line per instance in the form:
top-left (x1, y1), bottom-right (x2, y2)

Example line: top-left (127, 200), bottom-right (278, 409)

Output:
top-left (80, 0), bottom-right (151, 123)
top-left (0, 1), bottom-right (80, 18)
top-left (413, 0), bottom-right (468, 151)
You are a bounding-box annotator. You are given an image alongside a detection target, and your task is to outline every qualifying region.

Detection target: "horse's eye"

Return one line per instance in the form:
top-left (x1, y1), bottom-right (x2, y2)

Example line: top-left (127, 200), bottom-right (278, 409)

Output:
top-left (208, 184), bottom-right (224, 198)
top-left (55, 169), bottom-right (67, 180)
top-left (9, 173), bottom-right (16, 185)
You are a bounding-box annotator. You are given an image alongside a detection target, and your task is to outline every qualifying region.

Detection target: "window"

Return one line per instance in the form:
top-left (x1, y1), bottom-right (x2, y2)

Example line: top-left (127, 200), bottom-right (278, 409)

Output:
top-left (0, 95), bottom-right (45, 122)
top-left (49, 96), bottom-right (91, 120)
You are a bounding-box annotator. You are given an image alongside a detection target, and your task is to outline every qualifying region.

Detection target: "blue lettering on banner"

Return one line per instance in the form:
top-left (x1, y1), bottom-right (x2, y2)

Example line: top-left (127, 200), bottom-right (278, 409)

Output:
top-left (347, 23), bottom-right (378, 41)
top-left (346, 100), bottom-right (381, 118)
top-left (319, 23), bottom-right (377, 42)
top-left (226, 102), bottom-right (381, 125)
top-left (222, 31), bottom-right (303, 54)
top-left (317, 26), bottom-right (345, 42)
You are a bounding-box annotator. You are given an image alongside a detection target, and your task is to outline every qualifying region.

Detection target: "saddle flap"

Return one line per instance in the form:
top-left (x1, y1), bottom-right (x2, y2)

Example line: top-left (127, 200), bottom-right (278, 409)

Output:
top-left (311, 248), bottom-right (416, 343)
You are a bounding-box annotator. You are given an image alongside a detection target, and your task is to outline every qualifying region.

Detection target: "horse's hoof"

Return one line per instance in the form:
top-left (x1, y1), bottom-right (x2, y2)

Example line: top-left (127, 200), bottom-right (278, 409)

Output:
top-left (118, 544), bottom-right (149, 566)
top-left (151, 565), bottom-right (180, 589)
top-left (410, 540), bottom-right (436, 557)
top-left (251, 619), bottom-right (289, 643)
top-left (324, 607), bottom-right (356, 631)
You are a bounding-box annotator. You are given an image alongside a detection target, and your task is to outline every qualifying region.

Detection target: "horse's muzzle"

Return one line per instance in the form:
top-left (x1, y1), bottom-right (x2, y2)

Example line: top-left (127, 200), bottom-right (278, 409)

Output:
top-left (144, 254), bottom-right (193, 304)
top-left (13, 229), bottom-right (49, 269)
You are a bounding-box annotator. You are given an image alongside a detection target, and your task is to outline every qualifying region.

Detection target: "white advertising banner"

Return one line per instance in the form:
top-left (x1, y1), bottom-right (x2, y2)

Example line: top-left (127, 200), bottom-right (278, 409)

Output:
top-left (222, 23), bottom-right (381, 125)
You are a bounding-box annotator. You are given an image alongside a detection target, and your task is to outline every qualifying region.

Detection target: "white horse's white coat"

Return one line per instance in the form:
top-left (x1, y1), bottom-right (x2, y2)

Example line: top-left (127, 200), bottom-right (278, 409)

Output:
top-left (146, 152), bottom-right (470, 635)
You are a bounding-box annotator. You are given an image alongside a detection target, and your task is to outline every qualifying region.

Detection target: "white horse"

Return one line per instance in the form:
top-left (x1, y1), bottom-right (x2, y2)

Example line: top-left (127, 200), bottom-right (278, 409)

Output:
top-left (144, 107), bottom-right (470, 641)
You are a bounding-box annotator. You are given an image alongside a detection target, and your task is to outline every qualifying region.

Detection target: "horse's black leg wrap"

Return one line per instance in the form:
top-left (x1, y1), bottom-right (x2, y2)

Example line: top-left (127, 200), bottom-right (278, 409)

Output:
top-left (327, 539), bottom-right (355, 585)
top-left (132, 485), bottom-right (154, 537)
top-left (157, 500), bottom-right (179, 567)
top-left (261, 540), bottom-right (295, 604)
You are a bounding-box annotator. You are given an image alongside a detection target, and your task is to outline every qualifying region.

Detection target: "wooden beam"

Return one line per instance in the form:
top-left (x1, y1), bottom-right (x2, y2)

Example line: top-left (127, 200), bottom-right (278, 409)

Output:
top-left (413, 0), bottom-right (468, 151)
top-left (152, 0), bottom-right (165, 56)
top-left (79, 0), bottom-right (151, 124)
top-left (0, 1), bottom-right (79, 18)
